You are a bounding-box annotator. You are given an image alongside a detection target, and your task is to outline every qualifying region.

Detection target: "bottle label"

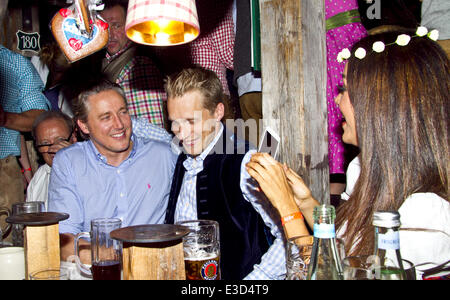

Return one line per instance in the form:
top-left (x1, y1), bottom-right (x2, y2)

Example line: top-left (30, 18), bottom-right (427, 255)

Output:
top-left (378, 231), bottom-right (400, 250)
top-left (313, 224), bottom-right (336, 238)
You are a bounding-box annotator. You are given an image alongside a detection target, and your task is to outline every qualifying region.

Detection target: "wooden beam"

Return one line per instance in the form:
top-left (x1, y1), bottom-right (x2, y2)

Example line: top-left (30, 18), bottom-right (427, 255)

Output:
top-left (0, 0), bottom-right (7, 22)
top-left (259, 0), bottom-right (329, 204)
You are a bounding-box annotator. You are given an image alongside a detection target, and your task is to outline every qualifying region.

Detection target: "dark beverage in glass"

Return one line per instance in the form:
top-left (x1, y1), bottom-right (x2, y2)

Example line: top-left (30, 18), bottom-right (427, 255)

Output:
top-left (91, 260), bottom-right (121, 280)
top-left (74, 218), bottom-right (122, 279)
top-left (184, 255), bottom-right (220, 280)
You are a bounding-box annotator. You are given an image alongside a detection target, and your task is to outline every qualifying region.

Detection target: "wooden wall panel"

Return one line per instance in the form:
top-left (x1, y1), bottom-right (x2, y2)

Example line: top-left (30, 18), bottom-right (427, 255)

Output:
top-left (259, 0), bottom-right (329, 203)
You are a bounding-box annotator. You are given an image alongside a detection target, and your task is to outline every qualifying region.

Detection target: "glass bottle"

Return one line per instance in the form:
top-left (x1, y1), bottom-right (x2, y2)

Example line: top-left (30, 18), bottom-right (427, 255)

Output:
top-left (306, 204), bottom-right (343, 280)
top-left (372, 211), bottom-right (406, 280)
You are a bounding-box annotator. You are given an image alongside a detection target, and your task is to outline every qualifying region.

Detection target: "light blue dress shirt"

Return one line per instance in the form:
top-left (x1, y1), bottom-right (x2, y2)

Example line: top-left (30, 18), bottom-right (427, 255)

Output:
top-left (48, 134), bottom-right (177, 234)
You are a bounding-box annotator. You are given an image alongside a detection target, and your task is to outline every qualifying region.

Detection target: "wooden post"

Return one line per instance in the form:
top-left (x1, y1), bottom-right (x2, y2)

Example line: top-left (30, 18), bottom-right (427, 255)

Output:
top-left (24, 224), bottom-right (61, 279)
top-left (5, 212), bottom-right (69, 280)
top-left (110, 224), bottom-right (190, 280)
top-left (122, 241), bottom-right (186, 280)
top-left (0, 1), bottom-right (40, 56)
top-left (259, 0), bottom-right (329, 204)
top-left (0, 0), bottom-right (8, 23)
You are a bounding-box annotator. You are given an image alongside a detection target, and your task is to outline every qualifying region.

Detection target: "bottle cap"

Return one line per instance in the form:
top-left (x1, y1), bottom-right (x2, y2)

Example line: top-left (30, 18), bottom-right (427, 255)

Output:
top-left (372, 211), bottom-right (401, 228)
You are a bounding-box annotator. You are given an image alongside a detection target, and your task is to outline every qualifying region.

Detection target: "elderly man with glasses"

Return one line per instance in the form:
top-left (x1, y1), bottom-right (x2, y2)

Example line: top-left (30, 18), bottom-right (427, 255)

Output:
top-left (27, 111), bottom-right (77, 208)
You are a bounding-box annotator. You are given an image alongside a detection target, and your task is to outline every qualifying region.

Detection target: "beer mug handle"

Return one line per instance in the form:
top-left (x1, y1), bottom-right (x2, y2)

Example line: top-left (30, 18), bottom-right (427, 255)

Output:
top-left (74, 232), bottom-right (92, 276)
top-left (0, 207), bottom-right (11, 239)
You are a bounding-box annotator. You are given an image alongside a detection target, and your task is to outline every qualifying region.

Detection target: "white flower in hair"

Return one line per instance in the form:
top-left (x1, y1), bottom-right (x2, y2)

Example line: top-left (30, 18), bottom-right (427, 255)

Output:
top-left (428, 29), bottom-right (439, 41)
top-left (354, 47), bottom-right (366, 59)
top-left (372, 41), bottom-right (385, 53)
top-left (337, 48), bottom-right (351, 62)
top-left (416, 26), bottom-right (428, 37)
top-left (395, 34), bottom-right (411, 46)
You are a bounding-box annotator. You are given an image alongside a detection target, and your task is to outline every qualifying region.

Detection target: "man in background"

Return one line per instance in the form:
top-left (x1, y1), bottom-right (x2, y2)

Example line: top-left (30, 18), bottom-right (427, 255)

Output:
top-left (27, 111), bottom-right (76, 208)
top-left (0, 44), bottom-right (50, 240)
top-left (100, 0), bottom-right (167, 129)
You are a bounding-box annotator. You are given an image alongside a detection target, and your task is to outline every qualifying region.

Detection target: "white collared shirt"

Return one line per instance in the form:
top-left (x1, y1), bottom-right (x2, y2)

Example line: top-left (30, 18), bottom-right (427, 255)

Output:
top-left (26, 163), bottom-right (52, 210)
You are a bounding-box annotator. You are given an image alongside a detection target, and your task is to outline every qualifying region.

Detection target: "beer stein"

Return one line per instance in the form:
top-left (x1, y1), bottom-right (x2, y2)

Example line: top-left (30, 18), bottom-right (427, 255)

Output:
top-left (74, 218), bottom-right (122, 280)
top-left (11, 202), bottom-right (45, 246)
top-left (177, 220), bottom-right (221, 280)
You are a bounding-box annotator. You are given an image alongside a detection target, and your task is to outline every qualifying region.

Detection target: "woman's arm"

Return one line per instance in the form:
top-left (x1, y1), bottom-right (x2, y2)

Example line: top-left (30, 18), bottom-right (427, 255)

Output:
top-left (246, 153), bottom-right (314, 238)
top-left (283, 165), bottom-right (320, 229)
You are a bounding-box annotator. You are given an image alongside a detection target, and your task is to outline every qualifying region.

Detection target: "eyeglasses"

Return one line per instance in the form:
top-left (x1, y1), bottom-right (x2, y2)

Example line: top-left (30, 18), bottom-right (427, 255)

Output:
top-left (36, 135), bottom-right (71, 153)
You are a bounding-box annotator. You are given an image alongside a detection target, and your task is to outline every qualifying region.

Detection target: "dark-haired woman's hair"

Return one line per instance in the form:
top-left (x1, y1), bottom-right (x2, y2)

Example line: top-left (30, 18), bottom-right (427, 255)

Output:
top-left (336, 31), bottom-right (449, 255)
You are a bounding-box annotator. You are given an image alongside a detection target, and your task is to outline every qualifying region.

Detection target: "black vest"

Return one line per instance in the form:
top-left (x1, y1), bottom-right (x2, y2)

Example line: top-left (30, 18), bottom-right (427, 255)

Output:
top-left (165, 131), bottom-right (272, 279)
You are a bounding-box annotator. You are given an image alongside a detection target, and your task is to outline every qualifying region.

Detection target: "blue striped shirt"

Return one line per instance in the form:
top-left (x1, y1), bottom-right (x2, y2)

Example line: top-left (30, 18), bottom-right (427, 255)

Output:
top-left (131, 116), bottom-right (173, 144)
top-left (0, 45), bottom-right (50, 159)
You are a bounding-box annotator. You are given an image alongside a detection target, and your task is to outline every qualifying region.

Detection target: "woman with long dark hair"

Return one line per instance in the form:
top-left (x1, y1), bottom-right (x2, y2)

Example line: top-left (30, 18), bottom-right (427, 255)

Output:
top-left (246, 30), bottom-right (449, 277)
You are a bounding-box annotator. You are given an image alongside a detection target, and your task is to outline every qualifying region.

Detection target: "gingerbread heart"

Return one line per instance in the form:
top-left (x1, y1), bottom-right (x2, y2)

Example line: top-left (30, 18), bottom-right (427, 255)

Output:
top-left (51, 7), bottom-right (108, 63)
top-left (68, 38), bottom-right (83, 51)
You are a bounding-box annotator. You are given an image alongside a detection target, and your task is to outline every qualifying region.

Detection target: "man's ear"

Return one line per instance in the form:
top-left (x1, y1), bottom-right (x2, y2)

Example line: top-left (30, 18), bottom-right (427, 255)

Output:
top-left (77, 119), bottom-right (90, 135)
top-left (214, 102), bottom-right (225, 122)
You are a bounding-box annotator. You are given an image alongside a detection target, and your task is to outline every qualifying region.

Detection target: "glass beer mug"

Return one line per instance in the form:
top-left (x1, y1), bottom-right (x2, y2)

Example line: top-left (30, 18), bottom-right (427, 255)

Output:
top-left (177, 220), bottom-right (221, 280)
top-left (11, 202), bottom-right (45, 246)
top-left (74, 218), bottom-right (122, 280)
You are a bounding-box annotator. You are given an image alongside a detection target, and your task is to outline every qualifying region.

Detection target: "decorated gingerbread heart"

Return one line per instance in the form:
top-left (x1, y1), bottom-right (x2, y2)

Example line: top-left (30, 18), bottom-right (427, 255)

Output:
top-left (51, 5), bottom-right (108, 63)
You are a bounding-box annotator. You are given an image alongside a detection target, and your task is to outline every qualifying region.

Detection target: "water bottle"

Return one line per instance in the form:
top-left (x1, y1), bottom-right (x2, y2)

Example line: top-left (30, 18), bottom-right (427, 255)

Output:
top-left (373, 211), bottom-right (406, 280)
top-left (307, 204), bottom-right (343, 280)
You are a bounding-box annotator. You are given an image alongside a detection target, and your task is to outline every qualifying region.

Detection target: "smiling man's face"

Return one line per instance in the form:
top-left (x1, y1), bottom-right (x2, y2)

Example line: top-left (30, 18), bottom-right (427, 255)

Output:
top-left (168, 90), bottom-right (223, 156)
top-left (77, 89), bottom-right (132, 165)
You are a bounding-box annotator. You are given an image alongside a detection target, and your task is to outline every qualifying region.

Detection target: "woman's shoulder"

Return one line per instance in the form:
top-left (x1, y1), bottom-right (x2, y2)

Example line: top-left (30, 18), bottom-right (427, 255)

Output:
top-left (399, 193), bottom-right (449, 233)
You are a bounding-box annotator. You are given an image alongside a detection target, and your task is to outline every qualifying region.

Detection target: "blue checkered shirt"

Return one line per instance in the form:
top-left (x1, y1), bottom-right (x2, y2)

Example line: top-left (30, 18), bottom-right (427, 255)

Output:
top-left (174, 124), bottom-right (287, 280)
top-left (131, 116), bottom-right (182, 155)
top-left (0, 45), bottom-right (50, 159)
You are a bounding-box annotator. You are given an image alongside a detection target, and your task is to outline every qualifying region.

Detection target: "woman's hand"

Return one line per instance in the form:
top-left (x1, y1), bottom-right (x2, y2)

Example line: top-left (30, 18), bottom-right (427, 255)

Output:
top-left (283, 165), bottom-right (313, 208)
top-left (283, 165), bottom-right (318, 228)
top-left (246, 153), bottom-right (311, 237)
top-left (246, 152), bottom-right (297, 213)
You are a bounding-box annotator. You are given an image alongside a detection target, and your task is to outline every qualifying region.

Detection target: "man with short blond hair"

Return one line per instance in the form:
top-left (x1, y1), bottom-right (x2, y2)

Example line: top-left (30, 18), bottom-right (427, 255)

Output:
top-left (164, 67), bottom-right (286, 280)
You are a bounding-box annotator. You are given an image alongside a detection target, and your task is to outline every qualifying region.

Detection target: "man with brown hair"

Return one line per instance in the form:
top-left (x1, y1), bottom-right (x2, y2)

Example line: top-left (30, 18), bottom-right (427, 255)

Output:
top-left (48, 81), bottom-right (176, 263)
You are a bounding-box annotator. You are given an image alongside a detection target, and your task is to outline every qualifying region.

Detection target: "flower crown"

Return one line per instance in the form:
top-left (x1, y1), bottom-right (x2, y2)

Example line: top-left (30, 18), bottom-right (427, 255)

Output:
top-left (337, 27), bottom-right (439, 62)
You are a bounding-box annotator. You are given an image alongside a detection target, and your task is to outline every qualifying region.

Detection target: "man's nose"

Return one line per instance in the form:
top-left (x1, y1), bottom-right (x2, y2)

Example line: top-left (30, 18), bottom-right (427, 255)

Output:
top-left (112, 115), bottom-right (125, 129)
